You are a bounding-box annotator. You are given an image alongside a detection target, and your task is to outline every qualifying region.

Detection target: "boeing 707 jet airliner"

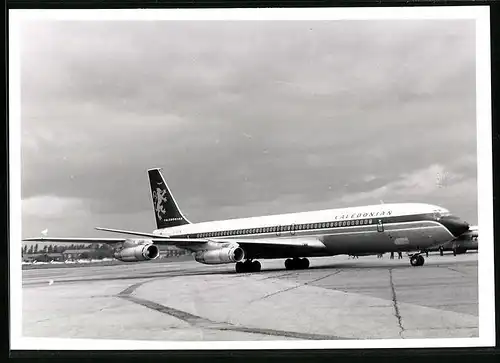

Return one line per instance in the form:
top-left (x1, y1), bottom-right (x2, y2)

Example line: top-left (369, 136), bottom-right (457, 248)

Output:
top-left (24, 168), bottom-right (472, 273)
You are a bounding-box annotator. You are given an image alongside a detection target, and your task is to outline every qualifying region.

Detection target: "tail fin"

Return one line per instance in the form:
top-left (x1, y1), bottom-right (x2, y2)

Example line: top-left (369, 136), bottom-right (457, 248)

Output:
top-left (148, 168), bottom-right (191, 229)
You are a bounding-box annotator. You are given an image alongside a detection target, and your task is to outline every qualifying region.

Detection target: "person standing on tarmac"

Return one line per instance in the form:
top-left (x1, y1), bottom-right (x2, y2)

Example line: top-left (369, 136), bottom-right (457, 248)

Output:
top-left (390, 252), bottom-right (394, 259)
top-left (398, 251), bottom-right (403, 259)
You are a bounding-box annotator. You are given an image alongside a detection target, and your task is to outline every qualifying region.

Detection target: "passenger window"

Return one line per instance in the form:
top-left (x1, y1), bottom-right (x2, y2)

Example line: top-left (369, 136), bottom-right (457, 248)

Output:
top-left (369, 219), bottom-right (372, 224)
top-left (347, 221), bottom-right (350, 226)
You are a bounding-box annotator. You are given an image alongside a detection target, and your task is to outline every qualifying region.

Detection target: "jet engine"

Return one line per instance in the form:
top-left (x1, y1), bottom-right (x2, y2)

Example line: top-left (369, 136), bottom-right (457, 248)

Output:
top-left (194, 246), bottom-right (245, 264)
top-left (114, 243), bottom-right (160, 262)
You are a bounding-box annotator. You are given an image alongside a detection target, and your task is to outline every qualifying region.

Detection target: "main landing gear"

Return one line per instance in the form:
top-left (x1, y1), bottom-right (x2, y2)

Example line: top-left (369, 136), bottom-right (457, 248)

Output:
top-left (285, 257), bottom-right (310, 270)
top-left (235, 260), bottom-right (261, 273)
top-left (409, 254), bottom-right (425, 267)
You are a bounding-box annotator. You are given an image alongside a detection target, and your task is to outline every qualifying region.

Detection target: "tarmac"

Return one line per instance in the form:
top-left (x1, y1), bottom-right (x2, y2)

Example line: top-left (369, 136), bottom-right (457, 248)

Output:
top-left (21, 252), bottom-right (478, 341)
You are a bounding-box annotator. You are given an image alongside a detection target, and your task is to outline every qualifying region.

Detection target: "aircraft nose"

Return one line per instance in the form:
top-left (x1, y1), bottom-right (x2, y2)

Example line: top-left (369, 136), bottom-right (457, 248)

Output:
top-left (438, 215), bottom-right (470, 238)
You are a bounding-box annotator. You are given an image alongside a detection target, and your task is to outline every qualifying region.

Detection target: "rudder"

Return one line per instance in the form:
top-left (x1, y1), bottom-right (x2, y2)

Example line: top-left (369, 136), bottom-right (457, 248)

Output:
top-left (148, 168), bottom-right (191, 229)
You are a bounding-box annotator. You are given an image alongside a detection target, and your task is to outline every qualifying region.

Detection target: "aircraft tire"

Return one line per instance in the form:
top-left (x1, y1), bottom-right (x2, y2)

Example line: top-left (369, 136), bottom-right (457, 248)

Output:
top-left (410, 255), bottom-right (419, 266)
top-left (410, 255), bottom-right (425, 267)
top-left (235, 262), bottom-right (244, 273)
top-left (301, 258), bottom-right (310, 269)
top-left (252, 260), bottom-right (261, 272)
top-left (285, 258), bottom-right (293, 270)
top-left (416, 255), bottom-right (425, 266)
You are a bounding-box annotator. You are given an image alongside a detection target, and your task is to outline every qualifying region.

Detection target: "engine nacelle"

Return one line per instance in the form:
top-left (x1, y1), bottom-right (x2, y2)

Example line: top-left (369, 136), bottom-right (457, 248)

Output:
top-left (194, 246), bottom-right (245, 265)
top-left (114, 243), bottom-right (160, 262)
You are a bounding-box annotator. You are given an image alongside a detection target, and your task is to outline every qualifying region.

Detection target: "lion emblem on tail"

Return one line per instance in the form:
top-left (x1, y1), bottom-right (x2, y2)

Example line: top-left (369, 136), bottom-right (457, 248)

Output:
top-left (152, 188), bottom-right (168, 220)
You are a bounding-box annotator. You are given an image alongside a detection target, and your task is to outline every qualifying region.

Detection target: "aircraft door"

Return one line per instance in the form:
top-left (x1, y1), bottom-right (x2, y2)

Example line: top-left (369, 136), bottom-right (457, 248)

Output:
top-left (377, 219), bottom-right (384, 232)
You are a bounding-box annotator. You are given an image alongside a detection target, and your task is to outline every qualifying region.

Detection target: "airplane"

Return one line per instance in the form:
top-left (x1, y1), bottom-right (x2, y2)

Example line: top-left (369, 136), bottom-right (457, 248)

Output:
top-left (23, 168), bottom-right (472, 273)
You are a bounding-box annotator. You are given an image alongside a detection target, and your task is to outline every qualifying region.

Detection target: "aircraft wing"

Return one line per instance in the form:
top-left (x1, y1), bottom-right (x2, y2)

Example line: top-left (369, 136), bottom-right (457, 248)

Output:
top-left (25, 227), bottom-right (328, 257)
top-left (93, 227), bottom-right (327, 248)
top-left (22, 237), bottom-right (130, 243)
top-left (21, 236), bottom-right (208, 247)
top-left (94, 227), bottom-right (166, 239)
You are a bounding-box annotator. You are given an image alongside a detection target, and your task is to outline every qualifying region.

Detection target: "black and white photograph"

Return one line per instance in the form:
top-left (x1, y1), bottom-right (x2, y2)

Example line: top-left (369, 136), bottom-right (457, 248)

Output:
top-left (9, 7), bottom-right (494, 350)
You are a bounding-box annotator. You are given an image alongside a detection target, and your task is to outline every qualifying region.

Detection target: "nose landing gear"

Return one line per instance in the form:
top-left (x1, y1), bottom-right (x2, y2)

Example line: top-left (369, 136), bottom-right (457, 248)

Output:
top-left (285, 257), bottom-right (310, 270)
top-left (409, 254), bottom-right (425, 267)
top-left (235, 259), bottom-right (261, 273)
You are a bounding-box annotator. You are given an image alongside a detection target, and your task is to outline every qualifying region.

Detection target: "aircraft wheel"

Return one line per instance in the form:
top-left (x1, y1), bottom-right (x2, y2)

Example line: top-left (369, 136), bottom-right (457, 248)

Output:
top-left (410, 255), bottom-right (419, 266)
top-left (410, 255), bottom-right (425, 267)
top-left (235, 262), bottom-right (244, 273)
top-left (252, 260), bottom-right (261, 272)
top-left (285, 258), bottom-right (293, 270)
top-left (416, 255), bottom-right (425, 266)
top-left (301, 258), bottom-right (310, 269)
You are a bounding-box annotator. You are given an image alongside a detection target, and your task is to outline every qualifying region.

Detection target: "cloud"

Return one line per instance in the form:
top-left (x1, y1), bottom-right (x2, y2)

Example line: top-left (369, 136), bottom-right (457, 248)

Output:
top-left (18, 19), bottom-right (478, 236)
top-left (22, 195), bottom-right (88, 218)
top-left (339, 164), bottom-right (464, 203)
top-left (338, 163), bottom-right (477, 221)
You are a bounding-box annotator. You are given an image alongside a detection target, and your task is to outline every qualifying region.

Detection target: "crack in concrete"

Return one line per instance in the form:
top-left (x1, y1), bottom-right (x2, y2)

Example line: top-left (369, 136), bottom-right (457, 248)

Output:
top-left (304, 270), bottom-right (342, 286)
top-left (116, 278), bottom-right (347, 340)
top-left (258, 271), bottom-right (300, 280)
top-left (251, 270), bottom-right (341, 303)
top-left (446, 266), bottom-right (473, 277)
top-left (252, 284), bottom-right (303, 302)
top-left (389, 269), bottom-right (405, 338)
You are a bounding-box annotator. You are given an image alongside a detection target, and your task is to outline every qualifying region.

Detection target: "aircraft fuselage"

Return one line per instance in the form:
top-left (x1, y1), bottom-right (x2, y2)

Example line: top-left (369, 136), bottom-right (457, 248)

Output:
top-left (152, 203), bottom-right (469, 259)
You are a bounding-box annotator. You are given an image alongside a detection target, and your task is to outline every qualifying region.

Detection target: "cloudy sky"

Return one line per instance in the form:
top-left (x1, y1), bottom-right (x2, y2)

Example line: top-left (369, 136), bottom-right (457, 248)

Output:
top-left (19, 19), bottom-right (478, 238)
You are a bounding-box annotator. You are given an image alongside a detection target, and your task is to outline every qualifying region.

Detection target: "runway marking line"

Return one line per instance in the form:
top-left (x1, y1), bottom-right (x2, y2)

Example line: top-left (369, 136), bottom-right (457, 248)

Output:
top-left (115, 278), bottom-right (348, 341)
